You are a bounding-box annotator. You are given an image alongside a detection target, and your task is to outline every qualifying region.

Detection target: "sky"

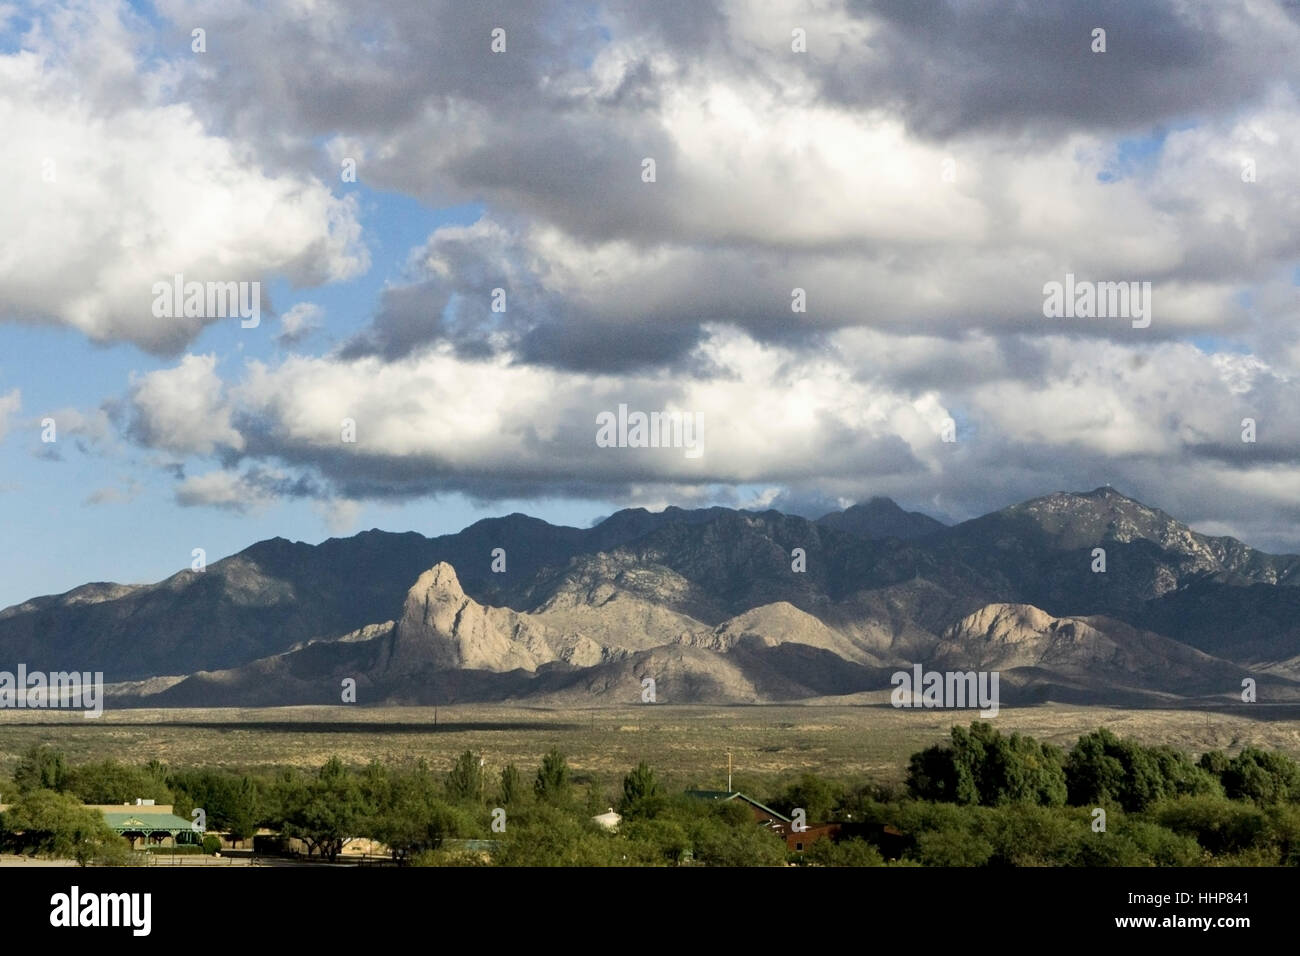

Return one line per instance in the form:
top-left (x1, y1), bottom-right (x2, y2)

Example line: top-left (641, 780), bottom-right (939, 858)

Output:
top-left (1, 0), bottom-right (1299, 609)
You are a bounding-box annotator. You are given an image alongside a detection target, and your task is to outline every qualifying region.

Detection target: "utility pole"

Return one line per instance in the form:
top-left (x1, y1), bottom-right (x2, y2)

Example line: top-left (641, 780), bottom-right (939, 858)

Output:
top-left (727, 749), bottom-right (732, 792)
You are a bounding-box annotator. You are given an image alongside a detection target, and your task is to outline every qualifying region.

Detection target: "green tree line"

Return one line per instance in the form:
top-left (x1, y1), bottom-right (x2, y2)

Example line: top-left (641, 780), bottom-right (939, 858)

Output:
top-left (6, 727), bottom-right (1300, 866)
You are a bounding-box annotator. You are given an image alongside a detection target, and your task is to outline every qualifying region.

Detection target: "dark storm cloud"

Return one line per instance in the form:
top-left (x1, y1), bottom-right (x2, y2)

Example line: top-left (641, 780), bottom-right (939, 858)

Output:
top-left (517, 317), bottom-right (705, 372)
top-left (824, 0), bottom-right (1299, 138)
top-left (339, 283), bottom-right (456, 362)
top-left (226, 416), bottom-right (929, 505)
top-left (166, 0), bottom-right (602, 137)
top-left (442, 114), bottom-right (685, 245)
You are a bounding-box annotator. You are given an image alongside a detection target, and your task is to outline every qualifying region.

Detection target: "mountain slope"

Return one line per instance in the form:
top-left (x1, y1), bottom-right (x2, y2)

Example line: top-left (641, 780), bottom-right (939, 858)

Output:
top-left (14, 487), bottom-right (1300, 704)
top-left (0, 508), bottom-right (737, 679)
top-left (932, 603), bottom-right (1250, 697)
top-left (817, 497), bottom-right (947, 540)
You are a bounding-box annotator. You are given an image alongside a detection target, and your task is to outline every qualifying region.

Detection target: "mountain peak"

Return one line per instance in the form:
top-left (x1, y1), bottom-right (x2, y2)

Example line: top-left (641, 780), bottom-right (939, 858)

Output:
top-left (1079, 485), bottom-right (1138, 502)
top-left (388, 560), bottom-right (560, 674)
top-left (413, 561), bottom-right (464, 598)
top-left (815, 498), bottom-right (945, 540)
top-left (1083, 484), bottom-right (1120, 496)
top-left (861, 496), bottom-right (903, 509)
top-left (962, 487), bottom-right (1219, 560)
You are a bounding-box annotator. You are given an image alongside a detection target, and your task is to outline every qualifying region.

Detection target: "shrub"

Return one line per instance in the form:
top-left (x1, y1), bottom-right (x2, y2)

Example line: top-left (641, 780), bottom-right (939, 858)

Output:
top-left (1153, 795), bottom-right (1269, 856)
top-left (978, 804), bottom-right (1084, 866)
top-left (911, 829), bottom-right (994, 867)
top-left (802, 837), bottom-right (884, 867)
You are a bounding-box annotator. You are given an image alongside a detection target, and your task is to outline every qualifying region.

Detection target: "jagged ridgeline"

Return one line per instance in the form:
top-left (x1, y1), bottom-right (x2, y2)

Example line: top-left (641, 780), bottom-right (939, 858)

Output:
top-left (3, 488), bottom-right (1300, 707)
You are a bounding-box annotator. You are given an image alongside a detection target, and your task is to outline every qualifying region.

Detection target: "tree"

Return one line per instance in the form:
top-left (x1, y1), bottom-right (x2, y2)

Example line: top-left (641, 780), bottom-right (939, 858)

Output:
top-left (498, 764), bottom-right (522, 806)
top-left (495, 804), bottom-right (623, 867)
top-left (620, 762), bottom-right (667, 816)
top-left (224, 776), bottom-right (261, 846)
top-left (260, 768), bottom-right (301, 830)
top-left (1066, 729), bottom-right (1219, 811)
top-left (773, 773), bottom-right (845, 822)
top-left (906, 744), bottom-right (961, 803)
top-left (65, 759), bottom-right (171, 805)
top-left (906, 722), bottom-right (1066, 807)
top-left (366, 766), bottom-right (434, 860)
top-left (534, 750), bottom-right (570, 804)
top-left (357, 759), bottom-right (391, 808)
top-left (620, 816), bottom-right (692, 864)
top-left (1198, 750), bottom-right (1230, 776)
top-left (687, 809), bottom-right (787, 866)
top-left (979, 804), bottom-right (1083, 866)
top-left (621, 762), bottom-right (663, 810)
top-left (168, 769), bottom-right (260, 845)
top-left (1220, 748), bottom-right (1300, 804)
top-left (367, 779), bottom-right (472, 862)
top-left (13, 745), bottom-right (69, 793)
top-left (446, 751), bottom-right (485, 803)
top-left (1064, 730), bottom-right (1127, 807)
top-left (281, 757), bottom-right (366, 861)
top-left (0, 790), bottom-right (131, 865)
top-left (585, 779), bottom-right (607, 816)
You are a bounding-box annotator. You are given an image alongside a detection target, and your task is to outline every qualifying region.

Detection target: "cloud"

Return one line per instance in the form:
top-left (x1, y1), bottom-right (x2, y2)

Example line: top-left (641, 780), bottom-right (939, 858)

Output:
top-left (90, 316), bottom-right (1300, 557)
top-left (174, 466), bottom-right (312, 512)
top-left (0, 388), bottom-right (19, 440)
top-left (816, 0), bottom-right (1300, 138)
top-left (224, 327), bottom-right (937, 499)
top-left (174, 470), bottom-right (259, 512)
top-left (10, 0), bottom-right (1299, 365)
top-left (30, 406), bottom-right (114, 451)
top-left (19, 0), bottom-right (1300, 555)
top-left (125, 354), bottom-right (243, 455)
top-left (0, 1), bottom-right (368, 352)
top-left (313, 497), bottom-right (362, 535)
top-left (277, 302), bottom-right (324, 346)
top-left (83, 479), bottom-right (141, 506)
top-left (330, 87), bottom-right (1300, 369)
top-left (28, 405), bottom-right (114, 461)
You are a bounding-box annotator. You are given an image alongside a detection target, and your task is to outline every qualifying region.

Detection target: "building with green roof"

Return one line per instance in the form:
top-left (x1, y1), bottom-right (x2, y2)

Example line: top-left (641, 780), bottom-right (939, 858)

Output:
top-left (88, 805), bottom-right (201, 848)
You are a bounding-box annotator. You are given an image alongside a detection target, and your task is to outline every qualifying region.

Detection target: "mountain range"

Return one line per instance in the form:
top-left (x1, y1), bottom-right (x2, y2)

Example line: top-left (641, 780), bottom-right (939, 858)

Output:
top-left (4, 487), bottom-right (1299, 708)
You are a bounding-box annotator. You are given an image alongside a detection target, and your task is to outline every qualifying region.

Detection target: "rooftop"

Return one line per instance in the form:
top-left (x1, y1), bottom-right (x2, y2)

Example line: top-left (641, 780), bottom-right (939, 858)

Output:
top-left (683, 790), bottom-right (791, 823)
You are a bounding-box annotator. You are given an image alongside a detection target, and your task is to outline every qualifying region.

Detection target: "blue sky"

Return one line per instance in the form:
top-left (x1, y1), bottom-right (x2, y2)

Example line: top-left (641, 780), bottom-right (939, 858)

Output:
top-left (0, 185), bottom-right (602, 607)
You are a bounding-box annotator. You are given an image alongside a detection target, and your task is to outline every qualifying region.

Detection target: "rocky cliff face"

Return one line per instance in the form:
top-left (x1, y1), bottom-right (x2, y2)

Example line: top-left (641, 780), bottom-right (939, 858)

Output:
top-left (382, 563), bottom-right (561, 673)
top-left (932, 602), bottom-right (1249, 697)
top-left (15, 487), bottom-right (1300, 706)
